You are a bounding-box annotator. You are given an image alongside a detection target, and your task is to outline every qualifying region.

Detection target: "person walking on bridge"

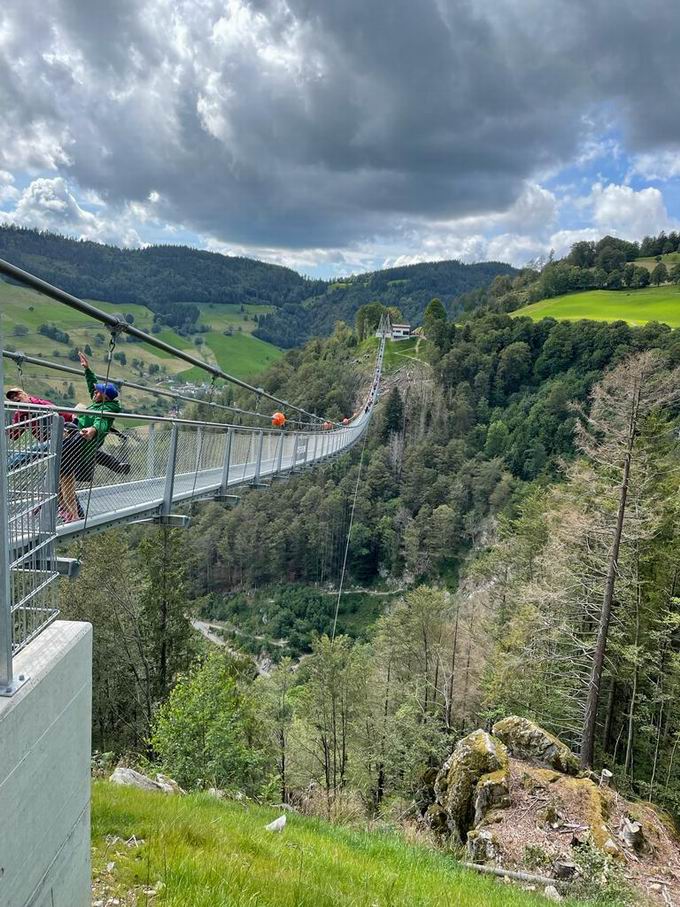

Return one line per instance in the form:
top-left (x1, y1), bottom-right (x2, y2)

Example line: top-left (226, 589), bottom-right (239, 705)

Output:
top-left (59, 351), bottom-right (121, 522)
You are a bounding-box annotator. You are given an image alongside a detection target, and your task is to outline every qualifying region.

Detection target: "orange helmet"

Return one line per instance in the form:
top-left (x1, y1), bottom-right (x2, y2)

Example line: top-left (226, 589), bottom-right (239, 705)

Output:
top-left (271, 411), bottom-right (286, 427)
top-left (322, 421), bottom-right (333, 430)
top-left (342, 418), bottom-right (350, 425)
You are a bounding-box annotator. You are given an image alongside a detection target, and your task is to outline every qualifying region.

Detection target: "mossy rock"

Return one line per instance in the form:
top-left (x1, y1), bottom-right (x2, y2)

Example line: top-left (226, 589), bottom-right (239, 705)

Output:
top-left (432, 730), bottom-right (509, 843)
top-left (492, 716), bottom-right (579, 775)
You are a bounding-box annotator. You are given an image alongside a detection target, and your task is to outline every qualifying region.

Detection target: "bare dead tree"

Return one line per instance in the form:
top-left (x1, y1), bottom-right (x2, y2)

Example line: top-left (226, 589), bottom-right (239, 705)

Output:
top-left (577, 351), bottom-right (679, 768)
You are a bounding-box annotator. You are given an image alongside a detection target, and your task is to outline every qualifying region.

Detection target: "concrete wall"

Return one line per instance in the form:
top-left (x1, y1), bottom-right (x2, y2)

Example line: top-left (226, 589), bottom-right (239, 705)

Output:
top-left (0, 621), bottom-right (92, 907)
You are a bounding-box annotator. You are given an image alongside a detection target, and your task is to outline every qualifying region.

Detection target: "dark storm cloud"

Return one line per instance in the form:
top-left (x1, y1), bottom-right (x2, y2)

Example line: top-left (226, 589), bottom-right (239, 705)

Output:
top-left (1, 0), bottom-right (679, 247)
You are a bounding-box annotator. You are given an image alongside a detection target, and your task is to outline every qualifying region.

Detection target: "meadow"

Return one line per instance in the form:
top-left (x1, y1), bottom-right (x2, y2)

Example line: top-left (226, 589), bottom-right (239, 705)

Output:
top-left (92, 783), bottom-right (590, 907)
top-left (514, 285), bottom-right (680, 327)
top-left (0, 281), bottom-right (283, 407)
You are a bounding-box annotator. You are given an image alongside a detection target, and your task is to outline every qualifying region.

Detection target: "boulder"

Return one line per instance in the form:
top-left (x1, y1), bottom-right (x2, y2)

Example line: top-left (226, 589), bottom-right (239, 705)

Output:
top-left (492, 717), bottom-right (579, 776)
top-left (109, 767), bottom-right (163, 792)
top-left (466, 829), bottom-right (501, 863)
top-left (431, 729), bottom-right (509, 843)
top-left (155, 773), bottom-right (185, 795)
top-left (109, 767), bottom-right (183, 794)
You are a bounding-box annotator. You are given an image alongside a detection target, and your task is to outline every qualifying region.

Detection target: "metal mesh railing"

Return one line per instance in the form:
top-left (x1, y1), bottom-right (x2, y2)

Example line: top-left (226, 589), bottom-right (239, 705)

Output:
top-left (40, 410), bottom-right (369, 532)
top-left (3, 408), bottom-right (61, 659)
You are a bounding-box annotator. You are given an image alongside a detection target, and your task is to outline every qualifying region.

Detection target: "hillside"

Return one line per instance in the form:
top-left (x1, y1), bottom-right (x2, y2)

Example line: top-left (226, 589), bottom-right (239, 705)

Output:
top-left (0, 225), bottom-right (319, 311)
top-left (0, 227), bottom-right (517, 352)
top-left (256, 259), bottom-right (517, 347)
top-left (0, 279), bottom-right (283, 407)
top-left (513, 285), bottom-right (680, 327)
top-left (92, 782), bottom-right (588, 906)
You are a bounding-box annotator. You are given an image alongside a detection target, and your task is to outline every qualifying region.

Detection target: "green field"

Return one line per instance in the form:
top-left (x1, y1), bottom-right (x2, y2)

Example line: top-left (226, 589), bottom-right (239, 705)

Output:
top-left (514, 285), bottom-right (680, 327)
top-left (358, 336), bottom-right (429, 374)
top-left (92, 782), bottom-right (588, 907)
top-left (635, 251), bottom-right (680, 272)
top-left (0, 281), bottom-right (283, 406)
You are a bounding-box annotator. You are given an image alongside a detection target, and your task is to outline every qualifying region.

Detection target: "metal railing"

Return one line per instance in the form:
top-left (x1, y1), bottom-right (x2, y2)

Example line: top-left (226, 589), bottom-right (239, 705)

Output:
top-left (0, 321), bottom-right (386, 692)
top-left (1, 406), bottom-right (61, 693)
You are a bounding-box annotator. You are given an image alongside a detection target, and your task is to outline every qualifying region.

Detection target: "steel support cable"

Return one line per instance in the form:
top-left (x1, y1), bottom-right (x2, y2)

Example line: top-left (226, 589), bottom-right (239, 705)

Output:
top-left (331, 430), bottom-right (369, 642)
top-left (0, 258), bottom-right (333, 424)
top-left (1, 349), bottom-right (309, 428)
top-left (80, 331), bottom-right (119, 533)
top-left (189, 376), bottom-right (216, 501)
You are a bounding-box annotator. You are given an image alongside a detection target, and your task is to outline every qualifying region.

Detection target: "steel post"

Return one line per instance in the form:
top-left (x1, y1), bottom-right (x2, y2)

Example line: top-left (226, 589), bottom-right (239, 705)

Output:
top-left (147, 424), bottom-right (156, 478)
top-left (162, 424), bottom-right (179, 516)
top-left (47, 413), bottom-right (63, 533)
top-left (275, 432), bottom-right (284, 474)
top-left (253, 430), bottom-right (264, 483)
top-left (0, 351), bottom-right (13, 691)
top-left (220, 428), bottom-right (233, 493)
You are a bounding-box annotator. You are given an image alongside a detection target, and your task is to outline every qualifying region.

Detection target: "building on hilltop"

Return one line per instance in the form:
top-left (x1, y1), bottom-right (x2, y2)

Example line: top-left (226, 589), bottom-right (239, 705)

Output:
top-left (376, 322), bottom-right (411, 341)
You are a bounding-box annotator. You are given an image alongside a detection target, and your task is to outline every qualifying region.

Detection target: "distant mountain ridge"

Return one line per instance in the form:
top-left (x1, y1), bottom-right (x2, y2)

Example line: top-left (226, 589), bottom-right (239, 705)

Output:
top-left (0, 226), bottom-right (516, 347)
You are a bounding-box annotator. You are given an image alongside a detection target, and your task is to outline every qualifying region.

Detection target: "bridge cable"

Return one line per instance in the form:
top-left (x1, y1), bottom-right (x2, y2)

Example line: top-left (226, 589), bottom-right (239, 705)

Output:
top-left (331, 430), bottom-right (369, 642)
top-left (0, 258), bottom-right (334, 425)
top-left (189, 375), bottom-right (217, 503)
top-left (1, 348), bottom-right (309, 427)
top-left (80, 329), bottom-right (120, 535)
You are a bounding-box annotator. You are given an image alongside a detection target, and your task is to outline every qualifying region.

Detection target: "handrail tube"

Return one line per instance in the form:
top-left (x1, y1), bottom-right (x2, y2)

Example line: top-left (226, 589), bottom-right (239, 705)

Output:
top-left (2, 348), bottom-right (307, 425)
top-left (0, 257), bottom-right (330, 423)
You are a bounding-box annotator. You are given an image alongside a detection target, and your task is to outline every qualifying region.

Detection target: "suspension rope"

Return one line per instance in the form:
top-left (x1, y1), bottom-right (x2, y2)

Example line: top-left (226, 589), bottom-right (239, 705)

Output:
top-left (189, 376), bottom-right (217, 502)
top-left (331, 431), bottom-right (369, 642)
top-left (80, 331), bottom-right (119, 533)
top-left (2, 349), bottom-right (309, 427)
top-left (0, 257), bottom-right (334, 424)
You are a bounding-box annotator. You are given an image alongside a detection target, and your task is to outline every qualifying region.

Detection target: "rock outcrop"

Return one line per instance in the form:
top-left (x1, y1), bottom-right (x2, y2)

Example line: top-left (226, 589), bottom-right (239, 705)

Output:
top-left (417, 717), bottom-right (680, 905)
top-left (429, 729), bottom-right (510, 843)
top-left (109, 766), bottom-right (184, 794)
top-left (492, 716), bottom-right (580, 776)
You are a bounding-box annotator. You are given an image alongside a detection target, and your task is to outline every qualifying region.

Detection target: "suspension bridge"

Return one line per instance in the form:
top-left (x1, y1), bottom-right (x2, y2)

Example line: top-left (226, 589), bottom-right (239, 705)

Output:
top-left (1, 257), bottom-right (386, 694)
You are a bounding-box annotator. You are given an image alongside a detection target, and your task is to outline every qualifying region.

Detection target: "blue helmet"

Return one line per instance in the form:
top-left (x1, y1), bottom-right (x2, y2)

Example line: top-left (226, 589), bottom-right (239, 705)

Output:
top-left (94, 382), bottom-right (119, 400)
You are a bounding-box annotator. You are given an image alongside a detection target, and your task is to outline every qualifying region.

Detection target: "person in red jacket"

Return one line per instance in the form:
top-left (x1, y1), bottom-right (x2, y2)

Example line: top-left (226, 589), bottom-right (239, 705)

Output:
top-left (5, 386), bottom-right (77, 439)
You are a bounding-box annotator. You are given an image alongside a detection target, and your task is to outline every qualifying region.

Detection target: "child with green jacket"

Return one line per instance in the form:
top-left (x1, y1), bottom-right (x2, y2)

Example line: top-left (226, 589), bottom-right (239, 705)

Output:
top-left (58, 352), bottom-right (121, 522)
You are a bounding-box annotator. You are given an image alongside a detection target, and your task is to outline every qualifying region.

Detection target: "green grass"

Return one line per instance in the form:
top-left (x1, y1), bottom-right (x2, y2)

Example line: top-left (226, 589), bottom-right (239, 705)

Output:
top-left (513, 285), bottom-right (680, 327)
top-left (635, 252), bottom-right (680, 272)
top-left (357, 337), bottom-right (429, 374)
top-left (92, 783), bottom-right (588, 906)
top-left (1, 281), bottom-right (283, 400)
top-left (178, 331), bottom-right (283, 382)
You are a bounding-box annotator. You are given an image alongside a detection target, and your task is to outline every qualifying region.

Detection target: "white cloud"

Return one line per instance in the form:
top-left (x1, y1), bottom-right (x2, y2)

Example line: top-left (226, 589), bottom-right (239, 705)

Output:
top-left (0, 170), bottom-right (19, 203)
top-left (0, 177), bottom-right (144, 248)
top-left (630, 150), bottom-right (680, 181)
top-left (591, 182), bottom-right (675, 238)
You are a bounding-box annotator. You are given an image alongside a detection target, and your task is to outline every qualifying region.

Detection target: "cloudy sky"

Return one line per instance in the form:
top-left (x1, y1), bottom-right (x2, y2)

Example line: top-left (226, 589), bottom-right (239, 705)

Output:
top-left (1, 0), bottom-right (680, 278)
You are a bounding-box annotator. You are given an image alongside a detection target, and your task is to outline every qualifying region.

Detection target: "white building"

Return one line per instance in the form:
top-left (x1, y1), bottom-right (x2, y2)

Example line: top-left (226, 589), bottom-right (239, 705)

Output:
top-left (376, 323), bottom-right (411, 341)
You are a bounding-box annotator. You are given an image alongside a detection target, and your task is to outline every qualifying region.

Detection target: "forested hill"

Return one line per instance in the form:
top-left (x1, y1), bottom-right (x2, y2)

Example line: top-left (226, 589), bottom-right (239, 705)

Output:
top-left (255, 259), bottom-right (516, 347)
top-left (0, 225), bottom-right (323, 311)
top-left (0, 226), bottom-right (515, 347)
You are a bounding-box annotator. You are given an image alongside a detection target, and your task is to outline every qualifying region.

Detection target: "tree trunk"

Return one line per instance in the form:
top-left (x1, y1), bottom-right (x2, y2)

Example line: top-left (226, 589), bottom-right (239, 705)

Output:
top-left (580, 379), bottom-right (640, 769)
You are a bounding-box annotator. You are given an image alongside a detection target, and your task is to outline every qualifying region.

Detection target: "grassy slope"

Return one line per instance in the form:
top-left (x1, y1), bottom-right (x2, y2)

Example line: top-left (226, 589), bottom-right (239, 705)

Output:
top-left (636, 251), bottom-right (680, 272)
top-left (358, 336), bottom-right (429, 374)
top-left (0, 282), bottom-right (283, 405)
top-left (92, 783), bottom-right (587, 907)
top-left (514, 285), bottom-right (680, 327)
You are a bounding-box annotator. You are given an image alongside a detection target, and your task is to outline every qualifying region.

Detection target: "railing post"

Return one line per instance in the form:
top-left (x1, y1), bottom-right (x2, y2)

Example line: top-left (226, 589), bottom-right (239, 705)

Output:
top-left (275, 431), bottom-right (284, 474)
top-left (46, 413), bottom-right (63, 533)
top-left (162, 423), bottom-right (179, 516)
top-left (219, 428), bottom-right (233, 493)
top-left (253, 430), bottom-right (264, 484)
top-left (194, 427), bottom-right (203, 473)
top-left (0, 372), bottom-right (13, 692)
top-left (147, 424), bottom-right (156, 478)
top-left (289, 432), bottom-right (298, 471)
